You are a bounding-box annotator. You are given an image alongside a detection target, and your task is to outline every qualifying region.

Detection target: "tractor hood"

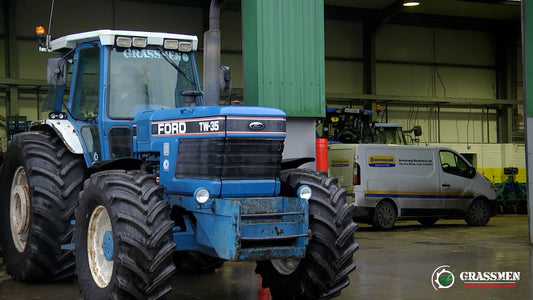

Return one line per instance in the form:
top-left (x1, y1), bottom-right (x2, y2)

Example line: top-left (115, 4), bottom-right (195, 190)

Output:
top-left (133, 106), bottom-right (287, 141)
top-left (132, 106), bottom-right (287, 198)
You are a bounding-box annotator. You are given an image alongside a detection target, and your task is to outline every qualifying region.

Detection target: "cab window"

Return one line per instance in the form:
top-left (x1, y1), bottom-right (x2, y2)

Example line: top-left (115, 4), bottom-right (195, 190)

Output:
top-left (439, 150), bottom-right (471, 178)
top-left (71, 46), bottom-right (100, 119)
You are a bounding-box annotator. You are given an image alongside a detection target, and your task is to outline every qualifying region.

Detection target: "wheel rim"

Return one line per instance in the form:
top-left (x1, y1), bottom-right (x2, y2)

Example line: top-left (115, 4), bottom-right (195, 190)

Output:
top-left (378, 205), bottom-right (394, 227)
top-left (10, 166), bottom-right (30, 253)
top-left (471, 202), bottom-right (488, 223)
top-left (88, 205), bottom-right (114, 288)
top-left (271, 258), bottom-right (301, 275)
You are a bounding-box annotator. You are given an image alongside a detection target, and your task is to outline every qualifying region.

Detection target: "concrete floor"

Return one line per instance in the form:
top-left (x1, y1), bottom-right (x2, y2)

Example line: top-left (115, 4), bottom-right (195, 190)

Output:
top-left (0, 215), bottom-right (531, 299)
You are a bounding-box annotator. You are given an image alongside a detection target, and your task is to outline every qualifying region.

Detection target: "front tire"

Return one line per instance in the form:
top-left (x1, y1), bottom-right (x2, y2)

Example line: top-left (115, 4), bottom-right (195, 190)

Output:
top-left (75, 170), bottom-right (176, 299)
top-left (256, 169), bottom-right (358, 299)
top-left (465, 199), bottom-right (491, 226)
top-left (0, 132), bottom-right (84, 282)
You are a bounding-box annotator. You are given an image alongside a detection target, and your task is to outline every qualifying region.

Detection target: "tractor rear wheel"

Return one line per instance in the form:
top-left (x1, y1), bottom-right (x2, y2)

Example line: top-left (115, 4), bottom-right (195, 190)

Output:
top-left (256, 169), bottom-right (358, 299)
top-left (75, 170), bottom-right (176, 299)
top-left (0, 132), bottom-right (84, 282)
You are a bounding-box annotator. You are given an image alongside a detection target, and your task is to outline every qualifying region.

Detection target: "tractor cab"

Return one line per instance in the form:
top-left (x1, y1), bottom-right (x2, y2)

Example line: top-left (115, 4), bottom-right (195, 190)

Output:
top-left (39, 29), bottom-right (200, 165)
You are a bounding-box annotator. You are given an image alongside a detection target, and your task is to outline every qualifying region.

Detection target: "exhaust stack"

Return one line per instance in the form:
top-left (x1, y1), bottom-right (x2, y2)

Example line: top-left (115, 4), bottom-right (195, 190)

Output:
top-left (203, 0), bottom-right (222, 106)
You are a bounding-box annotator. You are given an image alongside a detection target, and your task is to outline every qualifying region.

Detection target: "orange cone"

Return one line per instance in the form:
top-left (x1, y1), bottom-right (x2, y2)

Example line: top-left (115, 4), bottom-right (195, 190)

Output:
top-left (257, 275), bottom-right (271, 300)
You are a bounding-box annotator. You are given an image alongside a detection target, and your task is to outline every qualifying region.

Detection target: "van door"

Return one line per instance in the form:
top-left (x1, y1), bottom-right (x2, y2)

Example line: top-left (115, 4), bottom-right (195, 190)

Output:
top-left (366, 146), bottom-right (441, 217)
top-left (438, 150), bottom-right (475, 215)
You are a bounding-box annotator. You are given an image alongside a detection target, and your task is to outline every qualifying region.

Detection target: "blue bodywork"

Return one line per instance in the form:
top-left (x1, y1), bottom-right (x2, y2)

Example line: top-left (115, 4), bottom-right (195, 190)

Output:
top-left (52, 40), bottom-right (309, 261)
top-left (134, 106), bottom-right (310, 260)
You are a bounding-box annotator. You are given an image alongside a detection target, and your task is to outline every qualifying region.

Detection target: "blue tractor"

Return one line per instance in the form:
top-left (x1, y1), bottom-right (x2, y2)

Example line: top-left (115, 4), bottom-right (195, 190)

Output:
top-left (0, 3), bottom-right (358, 299)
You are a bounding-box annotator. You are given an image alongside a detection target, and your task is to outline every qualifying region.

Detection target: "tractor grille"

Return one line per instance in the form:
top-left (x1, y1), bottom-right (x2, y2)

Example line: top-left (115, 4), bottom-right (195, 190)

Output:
top-left (175, 138), bottom-right (284, 180)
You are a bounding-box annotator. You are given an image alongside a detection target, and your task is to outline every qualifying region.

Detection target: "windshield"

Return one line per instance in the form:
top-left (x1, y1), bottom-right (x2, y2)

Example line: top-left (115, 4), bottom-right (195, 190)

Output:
top-left (108, 47), bottom-right (197, 119)
top-left (374, 126), bottom-right (407, 145)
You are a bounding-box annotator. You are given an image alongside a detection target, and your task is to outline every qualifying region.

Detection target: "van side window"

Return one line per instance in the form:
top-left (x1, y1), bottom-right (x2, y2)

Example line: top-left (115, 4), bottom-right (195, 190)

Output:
top-left (439, 151), bottom-right (469, 177)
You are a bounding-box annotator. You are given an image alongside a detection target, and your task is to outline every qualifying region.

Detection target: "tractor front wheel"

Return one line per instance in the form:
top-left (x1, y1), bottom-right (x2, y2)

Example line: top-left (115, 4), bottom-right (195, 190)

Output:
top-left (75, 170), bottom-right (176, 299)
top-left (256, 169), bottom-right (358, 299)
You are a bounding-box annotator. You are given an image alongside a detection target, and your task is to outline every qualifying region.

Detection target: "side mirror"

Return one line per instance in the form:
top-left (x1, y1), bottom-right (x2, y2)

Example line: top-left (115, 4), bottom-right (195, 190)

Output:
top-left (181, 89), bottom-right (203, 106)
top-left (47, 58), bottom-right (67, 86)
top-left (467, 166), bottom-right (476, 179)
top-left (413, 125), bottom-right (422, 137)
top-left (220, 65), bottom-right (231, 92)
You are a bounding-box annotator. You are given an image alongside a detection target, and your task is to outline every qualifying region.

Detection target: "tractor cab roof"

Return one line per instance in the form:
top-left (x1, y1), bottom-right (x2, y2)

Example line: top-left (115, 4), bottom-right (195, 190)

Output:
top-left (45, 29), bottom-right (198, 52)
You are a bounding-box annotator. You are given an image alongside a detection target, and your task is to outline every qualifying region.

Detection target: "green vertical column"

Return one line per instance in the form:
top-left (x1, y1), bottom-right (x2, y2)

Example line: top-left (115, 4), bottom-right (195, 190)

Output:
top-left (521, 1), bottom-right (533, 245)
top-left (242, 0), bottom-right (325, 117)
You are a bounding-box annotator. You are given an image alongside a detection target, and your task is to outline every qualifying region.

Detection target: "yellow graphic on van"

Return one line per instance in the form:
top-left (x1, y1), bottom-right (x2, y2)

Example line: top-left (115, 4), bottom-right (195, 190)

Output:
top-left (369, 155), bottom-right (395, 167)
top-left (330, 158), bottom-right (350, 167)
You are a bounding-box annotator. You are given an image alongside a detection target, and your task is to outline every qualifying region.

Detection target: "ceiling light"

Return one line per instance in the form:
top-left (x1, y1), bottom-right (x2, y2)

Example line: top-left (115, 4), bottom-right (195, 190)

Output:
top-left (403, 1), bottom-right (420, 6)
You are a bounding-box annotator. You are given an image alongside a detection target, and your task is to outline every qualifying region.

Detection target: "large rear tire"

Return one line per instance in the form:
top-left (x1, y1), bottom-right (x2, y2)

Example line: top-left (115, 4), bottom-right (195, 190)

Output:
top-left (0, 132), bottom-right (84, 282)
top-left (75, 170), bottom-right (176, 299)
top-left (256, 169), bottom-right (358, 299)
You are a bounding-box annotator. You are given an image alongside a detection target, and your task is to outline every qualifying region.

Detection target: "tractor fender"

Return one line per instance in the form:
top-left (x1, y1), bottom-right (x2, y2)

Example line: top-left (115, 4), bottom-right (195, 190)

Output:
top-left (30, 119), bottom-right (84, 154)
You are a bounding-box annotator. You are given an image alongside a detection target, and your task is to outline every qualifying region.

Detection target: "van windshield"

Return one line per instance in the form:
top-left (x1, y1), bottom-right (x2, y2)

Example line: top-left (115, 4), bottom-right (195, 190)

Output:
top-left (108, 47), bottom-right (198, 119)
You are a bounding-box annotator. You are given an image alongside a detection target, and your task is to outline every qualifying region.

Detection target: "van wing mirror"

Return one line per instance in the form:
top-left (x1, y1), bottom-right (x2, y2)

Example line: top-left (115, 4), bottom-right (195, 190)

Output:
top-left (467, 166), bottom-right (476, 179)
top-left (47, 58), bottom-right (67, 86)
top-left (413, 125), bottom-right (422, 137)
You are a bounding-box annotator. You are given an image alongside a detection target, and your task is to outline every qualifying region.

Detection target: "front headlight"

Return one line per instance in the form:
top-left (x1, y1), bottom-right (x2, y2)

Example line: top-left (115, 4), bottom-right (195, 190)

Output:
top-left (297, 185), bottom-right (312, 200)
top-left (194, 188), bottom-right (210, 204)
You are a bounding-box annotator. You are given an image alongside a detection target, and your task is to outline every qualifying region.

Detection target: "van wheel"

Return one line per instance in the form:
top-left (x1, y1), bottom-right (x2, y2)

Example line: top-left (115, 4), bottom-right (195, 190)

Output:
top-left (373, 201), bottom-right (396, 230)
top-left (465, 199), bottom-right (490, 226)
top-left (417, 217), bottom-right (438, 226)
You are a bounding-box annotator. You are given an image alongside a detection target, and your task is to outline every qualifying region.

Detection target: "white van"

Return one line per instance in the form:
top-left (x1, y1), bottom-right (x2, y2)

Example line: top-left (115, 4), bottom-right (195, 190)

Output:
top-left (328, 144), bottom-right (497, 230)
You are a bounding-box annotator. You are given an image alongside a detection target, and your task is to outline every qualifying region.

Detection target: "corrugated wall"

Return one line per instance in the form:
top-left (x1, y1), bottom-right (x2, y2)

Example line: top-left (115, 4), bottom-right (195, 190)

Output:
top-left (242, 0), bottom-right (325, 117)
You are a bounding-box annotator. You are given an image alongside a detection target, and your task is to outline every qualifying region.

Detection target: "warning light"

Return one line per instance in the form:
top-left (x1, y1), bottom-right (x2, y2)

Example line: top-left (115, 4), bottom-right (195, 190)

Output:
top-left (35, 26), bottom-right (46, 36)
top-left (376, 104), bottom-right (382, 112)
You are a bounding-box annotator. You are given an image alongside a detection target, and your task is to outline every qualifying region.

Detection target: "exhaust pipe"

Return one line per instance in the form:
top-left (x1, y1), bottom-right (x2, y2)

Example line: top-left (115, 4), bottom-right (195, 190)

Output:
top-left (203, 0), bottom-right (223, 106)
